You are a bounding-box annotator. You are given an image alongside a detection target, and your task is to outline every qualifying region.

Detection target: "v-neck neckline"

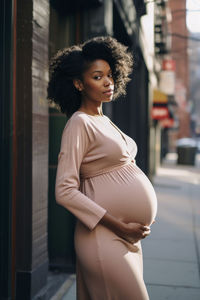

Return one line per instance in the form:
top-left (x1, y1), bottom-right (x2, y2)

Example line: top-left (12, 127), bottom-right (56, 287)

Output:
top-left (76, 111), bottom-right (129, 148)
top-left (106, 118), bottom-right (128, 147)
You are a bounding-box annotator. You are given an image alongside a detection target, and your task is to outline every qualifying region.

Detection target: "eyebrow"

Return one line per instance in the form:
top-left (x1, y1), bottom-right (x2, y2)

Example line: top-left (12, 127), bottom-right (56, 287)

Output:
top-left (91, 69), bottom-right (112, 74)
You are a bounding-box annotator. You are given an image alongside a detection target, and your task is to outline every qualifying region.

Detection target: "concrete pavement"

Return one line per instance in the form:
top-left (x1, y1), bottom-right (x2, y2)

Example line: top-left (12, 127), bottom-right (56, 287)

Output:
top-left (143, 153), bottom-right (200, 299)
top-left (52, 153), bottom-right (200, 300)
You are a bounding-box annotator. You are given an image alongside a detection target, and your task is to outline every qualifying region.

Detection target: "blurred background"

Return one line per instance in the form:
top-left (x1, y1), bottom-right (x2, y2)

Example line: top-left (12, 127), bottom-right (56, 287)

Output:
top-left (0, 0), bottom-right (200, 299)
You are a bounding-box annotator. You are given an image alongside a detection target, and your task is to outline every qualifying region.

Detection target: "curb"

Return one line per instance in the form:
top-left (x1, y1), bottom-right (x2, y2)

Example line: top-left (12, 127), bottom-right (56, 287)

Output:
top-left (50, 274), bottom-right (76, 300)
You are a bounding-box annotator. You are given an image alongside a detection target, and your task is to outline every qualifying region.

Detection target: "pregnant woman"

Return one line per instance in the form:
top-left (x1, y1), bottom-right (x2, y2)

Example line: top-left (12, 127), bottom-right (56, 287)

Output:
top-left (48, 36), bottom-right (157, 300)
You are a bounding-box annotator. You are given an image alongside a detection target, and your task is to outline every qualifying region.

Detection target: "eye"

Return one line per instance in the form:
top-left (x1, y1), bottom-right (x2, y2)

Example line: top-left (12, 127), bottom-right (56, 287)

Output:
top-left (93, 76), bottom-right (102, 80)
top-left (108, 73), bottom-right (113, 78)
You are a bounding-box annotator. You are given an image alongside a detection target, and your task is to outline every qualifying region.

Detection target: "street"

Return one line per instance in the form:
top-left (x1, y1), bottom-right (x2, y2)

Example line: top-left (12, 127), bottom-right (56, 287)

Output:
top-left (52, 153), bottom-right (200, 300)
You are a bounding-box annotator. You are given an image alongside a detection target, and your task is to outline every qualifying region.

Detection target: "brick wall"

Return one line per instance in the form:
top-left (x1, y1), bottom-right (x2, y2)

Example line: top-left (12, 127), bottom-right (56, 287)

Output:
top-left (168, 0), bottom-right (190, 138)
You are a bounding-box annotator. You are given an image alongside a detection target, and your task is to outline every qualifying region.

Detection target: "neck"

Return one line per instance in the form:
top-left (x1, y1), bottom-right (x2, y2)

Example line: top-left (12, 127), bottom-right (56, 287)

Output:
top-left (79, 101), bottom-right (103, 116)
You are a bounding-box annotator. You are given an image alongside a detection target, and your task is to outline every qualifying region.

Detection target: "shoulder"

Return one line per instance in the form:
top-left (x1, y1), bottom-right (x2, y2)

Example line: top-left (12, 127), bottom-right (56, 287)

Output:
top-left (71, 111), bottom-right (91, 123)
top-left (63, 111), bottom-right (95, 142)
top-left (64, 111), bottom-right (90, 130)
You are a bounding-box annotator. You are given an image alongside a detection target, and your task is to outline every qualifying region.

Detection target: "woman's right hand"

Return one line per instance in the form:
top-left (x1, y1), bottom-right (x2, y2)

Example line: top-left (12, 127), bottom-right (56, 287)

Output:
top-left (100, 212), bottom-right (151, 243)
top-left (118, 222), bottom-right (151, 243)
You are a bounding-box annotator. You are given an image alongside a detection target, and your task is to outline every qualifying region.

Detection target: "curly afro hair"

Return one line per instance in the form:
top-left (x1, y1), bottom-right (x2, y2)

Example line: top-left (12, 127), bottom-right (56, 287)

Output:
top-left (47, 36), bottom-right (133, 117)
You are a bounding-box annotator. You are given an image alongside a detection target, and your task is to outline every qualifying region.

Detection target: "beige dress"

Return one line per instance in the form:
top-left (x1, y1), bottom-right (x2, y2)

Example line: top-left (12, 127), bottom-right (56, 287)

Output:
top-left (55, 111), bottom-right (157, 300)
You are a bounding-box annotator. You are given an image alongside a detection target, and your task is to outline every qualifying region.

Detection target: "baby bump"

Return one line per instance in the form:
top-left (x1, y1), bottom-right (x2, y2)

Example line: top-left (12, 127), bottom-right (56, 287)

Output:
top-left (82, 163), bottom-right (157, 226)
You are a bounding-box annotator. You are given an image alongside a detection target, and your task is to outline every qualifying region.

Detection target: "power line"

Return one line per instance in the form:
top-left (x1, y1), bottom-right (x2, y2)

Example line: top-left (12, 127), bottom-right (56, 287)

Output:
top-left (169, 32), bottom-right (200, 42)
top-left (172, 9), bottom-right (200, 13)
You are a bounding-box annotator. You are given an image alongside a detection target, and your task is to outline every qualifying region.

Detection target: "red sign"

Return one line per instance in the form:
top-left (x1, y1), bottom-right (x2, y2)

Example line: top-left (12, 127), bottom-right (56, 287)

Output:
top-left (151, 107), bottom-right (169, 120)
top-left (162, 59), bottom-right (176, 71)
top-left (160, 118), bottom-right (174, 128)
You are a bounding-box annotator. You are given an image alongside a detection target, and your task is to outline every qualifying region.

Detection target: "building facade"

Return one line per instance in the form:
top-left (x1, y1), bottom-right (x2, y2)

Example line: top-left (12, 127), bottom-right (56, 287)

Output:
top-left (167, 0), bottom-right (190, 149)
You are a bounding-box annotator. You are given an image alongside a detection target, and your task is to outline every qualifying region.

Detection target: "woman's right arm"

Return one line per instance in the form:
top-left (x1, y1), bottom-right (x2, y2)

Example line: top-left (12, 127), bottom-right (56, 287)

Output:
top-left (100, 212), bottom-right (151, 243)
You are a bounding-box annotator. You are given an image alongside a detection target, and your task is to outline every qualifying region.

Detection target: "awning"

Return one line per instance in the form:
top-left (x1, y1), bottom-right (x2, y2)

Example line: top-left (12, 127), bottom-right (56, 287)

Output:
top-left (153, 89), bottom-right (168, 104)
top-left (152, 89), bottom-right (169, 120)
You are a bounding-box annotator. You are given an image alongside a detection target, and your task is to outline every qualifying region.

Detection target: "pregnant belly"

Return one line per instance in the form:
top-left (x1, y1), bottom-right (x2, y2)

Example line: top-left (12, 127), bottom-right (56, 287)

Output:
top-left (82, 163), bottom-right (157, 226)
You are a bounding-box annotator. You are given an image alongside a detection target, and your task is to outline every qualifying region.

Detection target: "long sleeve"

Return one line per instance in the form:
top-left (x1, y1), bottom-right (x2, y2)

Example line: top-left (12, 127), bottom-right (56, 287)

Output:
top-left (55, 115), bottom-right (107, 230)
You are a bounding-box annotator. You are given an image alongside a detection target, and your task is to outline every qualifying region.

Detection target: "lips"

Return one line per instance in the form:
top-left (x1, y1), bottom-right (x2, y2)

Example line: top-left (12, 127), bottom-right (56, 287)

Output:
top-left (103, 89), bottom-right (114, 95)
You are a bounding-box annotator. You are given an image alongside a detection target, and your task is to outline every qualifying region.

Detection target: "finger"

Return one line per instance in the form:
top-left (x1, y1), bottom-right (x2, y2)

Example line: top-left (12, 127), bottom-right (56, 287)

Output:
top-left (141, 225), bottom-right (150, 231)
top-left (142, 230), bottom-right (151, 237)
top-left (141, 233), bottom-right (147, 239)
top-left (142, 232), bottom-right (150, 239)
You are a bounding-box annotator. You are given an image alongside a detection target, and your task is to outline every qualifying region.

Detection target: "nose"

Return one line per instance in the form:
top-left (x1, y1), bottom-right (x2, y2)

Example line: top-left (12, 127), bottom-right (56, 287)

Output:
top-left (104, 76), bottom-right (113, 86)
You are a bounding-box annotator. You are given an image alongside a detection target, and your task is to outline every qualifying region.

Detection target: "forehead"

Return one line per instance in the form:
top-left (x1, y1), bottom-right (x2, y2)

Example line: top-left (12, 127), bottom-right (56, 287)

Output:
top-left (85, 59), bottom-right (111, 73)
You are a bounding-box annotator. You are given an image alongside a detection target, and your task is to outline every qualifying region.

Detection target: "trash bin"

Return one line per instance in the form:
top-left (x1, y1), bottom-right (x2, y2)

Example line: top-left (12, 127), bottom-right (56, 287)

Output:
top-left (177, 145), bottom-right (197, 165)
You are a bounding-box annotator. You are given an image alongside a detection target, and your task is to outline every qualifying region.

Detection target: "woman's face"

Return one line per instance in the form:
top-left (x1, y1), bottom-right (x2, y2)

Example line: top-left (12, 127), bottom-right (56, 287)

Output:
top-left (79, 59), bottom-right (114, 104)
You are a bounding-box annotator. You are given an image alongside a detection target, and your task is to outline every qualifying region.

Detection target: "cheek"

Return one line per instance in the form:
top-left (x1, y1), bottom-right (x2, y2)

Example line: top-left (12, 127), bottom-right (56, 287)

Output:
top-left (85, 82), bottom-right (101, 94)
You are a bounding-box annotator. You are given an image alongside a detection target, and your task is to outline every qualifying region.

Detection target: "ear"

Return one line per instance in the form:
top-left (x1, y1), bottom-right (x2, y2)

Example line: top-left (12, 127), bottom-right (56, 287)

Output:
top-left (73, 79), bottom-right (84, 92)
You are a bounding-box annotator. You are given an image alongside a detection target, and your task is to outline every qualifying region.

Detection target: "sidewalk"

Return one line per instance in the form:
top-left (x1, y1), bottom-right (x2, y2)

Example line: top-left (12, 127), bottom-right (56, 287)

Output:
top-left (143, 153), bottom-right (200, 299)
top-left (52, 153), bottom-right (200, 300)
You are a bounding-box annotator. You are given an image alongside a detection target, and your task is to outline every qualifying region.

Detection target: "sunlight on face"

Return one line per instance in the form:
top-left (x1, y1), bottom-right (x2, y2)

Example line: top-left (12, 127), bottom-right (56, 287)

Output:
top-left (81, 59), bottom-right (114, 104)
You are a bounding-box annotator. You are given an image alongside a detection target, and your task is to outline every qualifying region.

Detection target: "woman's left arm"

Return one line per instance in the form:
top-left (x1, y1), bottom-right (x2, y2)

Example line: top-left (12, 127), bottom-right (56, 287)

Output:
top-left (55, 116), bottom-right (107, 230)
